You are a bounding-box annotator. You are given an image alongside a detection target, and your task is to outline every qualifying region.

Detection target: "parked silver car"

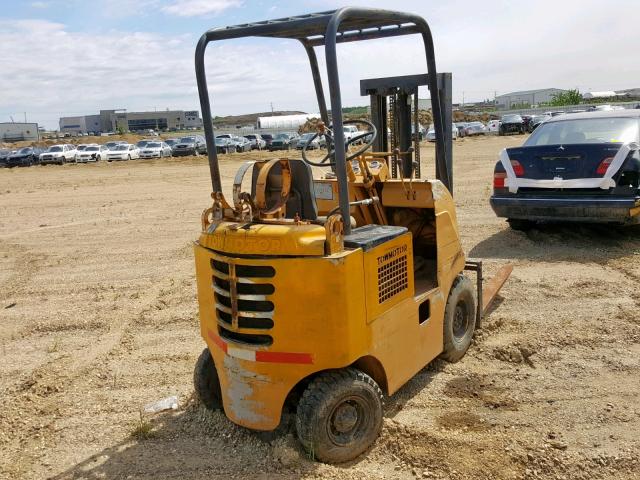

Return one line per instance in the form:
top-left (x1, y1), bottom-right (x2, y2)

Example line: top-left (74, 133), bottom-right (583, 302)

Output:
top-left (297, 132), bottom-right (321, 150)
top-left (234, 136), bottom-right (252, 152)
top-left (244, 134), bottom-right (266, 150)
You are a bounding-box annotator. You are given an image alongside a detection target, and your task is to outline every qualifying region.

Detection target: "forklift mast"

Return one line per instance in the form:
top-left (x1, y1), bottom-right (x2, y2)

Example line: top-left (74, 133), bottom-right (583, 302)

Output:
top-left (360, 73), bottom-right (453, 189)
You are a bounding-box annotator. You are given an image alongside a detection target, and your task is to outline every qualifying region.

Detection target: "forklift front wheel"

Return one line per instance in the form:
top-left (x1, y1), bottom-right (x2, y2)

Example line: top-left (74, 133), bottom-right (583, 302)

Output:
top-left (442, 276), bottom-right (477, 363)
top-left (296, 368), bottom-right (383, 463)
top-left (194, 348), bottom-right (222, 410)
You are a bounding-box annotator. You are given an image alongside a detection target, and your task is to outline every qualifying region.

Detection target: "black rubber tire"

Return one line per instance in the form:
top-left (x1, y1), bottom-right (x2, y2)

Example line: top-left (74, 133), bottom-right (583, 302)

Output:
top-left (296, 368), bottom-right (383, 463)
top-left (507, 218), bottom-right (535, 231)
top-left (442, 275), bottom-right (477, 363)
top-left (193, 347), bottom-right (222, 410)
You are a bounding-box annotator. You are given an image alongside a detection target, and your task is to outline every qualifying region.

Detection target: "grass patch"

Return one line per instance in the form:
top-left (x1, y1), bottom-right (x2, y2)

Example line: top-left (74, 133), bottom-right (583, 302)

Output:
top-left (130, 413), bottom-right (155, 440)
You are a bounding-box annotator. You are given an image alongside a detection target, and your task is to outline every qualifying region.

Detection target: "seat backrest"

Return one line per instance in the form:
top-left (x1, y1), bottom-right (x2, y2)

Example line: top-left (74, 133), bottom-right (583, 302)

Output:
top-left (251, 159), bottom-right (318, 220)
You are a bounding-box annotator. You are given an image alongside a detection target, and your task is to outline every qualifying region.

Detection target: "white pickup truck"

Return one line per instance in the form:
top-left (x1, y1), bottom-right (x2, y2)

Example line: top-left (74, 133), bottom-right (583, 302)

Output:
top-left (342, 125), bottom-right (361, 144)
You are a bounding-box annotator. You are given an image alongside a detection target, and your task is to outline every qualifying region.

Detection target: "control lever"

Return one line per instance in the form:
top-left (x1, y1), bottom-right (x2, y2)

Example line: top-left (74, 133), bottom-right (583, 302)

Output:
top-left (327, 196), bottom-right (380, 217)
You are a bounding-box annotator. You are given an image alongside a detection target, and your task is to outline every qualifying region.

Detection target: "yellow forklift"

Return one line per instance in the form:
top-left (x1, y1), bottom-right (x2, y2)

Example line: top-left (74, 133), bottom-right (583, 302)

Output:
top-left (192, 7), bottom-right (511, 463)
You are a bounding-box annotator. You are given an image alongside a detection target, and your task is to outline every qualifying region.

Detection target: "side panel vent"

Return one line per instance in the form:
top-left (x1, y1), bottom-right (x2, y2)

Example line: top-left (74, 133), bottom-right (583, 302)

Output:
top-left (377, 254), bottom-right (408, 303)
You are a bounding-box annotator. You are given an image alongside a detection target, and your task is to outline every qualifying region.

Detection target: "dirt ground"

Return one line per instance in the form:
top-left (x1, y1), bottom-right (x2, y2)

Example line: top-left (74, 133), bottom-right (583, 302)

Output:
top-left (0, 135), bottom-right (638, 480)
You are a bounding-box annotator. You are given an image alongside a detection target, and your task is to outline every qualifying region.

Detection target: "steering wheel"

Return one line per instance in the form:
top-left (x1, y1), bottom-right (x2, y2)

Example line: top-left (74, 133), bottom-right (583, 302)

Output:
top-left (301, 119), bottom-right (377, 167)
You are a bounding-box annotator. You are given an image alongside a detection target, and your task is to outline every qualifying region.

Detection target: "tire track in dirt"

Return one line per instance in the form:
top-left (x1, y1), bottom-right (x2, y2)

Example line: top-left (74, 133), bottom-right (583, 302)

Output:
top-left (0, 240), bottom-right (48, 303)
top-left (0, 278), bottom-right (179, 478)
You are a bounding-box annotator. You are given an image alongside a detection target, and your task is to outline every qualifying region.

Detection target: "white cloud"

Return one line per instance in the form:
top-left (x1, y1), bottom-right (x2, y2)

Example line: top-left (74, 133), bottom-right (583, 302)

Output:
top-left (305, 0), bottom-right (640, 103)
top-left (0, 19), bottom-right (313, 129)
top-left (4, 0), bottom-right (640, 130)
top-left (161, 0), bottom-right (242, 17)
top-left (30, 1), bottom-right (50, 8)
top-left (100, 0), bottom-right (160, 18)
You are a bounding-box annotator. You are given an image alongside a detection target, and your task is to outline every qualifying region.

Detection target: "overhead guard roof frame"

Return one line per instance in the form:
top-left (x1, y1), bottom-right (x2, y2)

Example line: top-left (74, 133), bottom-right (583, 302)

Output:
top-left (195, 7), bottom-right (448, 236)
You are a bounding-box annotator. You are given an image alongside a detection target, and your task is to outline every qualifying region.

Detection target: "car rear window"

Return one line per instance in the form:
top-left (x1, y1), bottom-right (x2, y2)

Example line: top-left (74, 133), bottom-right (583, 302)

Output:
top-left (502, 115), bottom-right (522, 122)
top-left (525, 117), bottom-right (640, 146)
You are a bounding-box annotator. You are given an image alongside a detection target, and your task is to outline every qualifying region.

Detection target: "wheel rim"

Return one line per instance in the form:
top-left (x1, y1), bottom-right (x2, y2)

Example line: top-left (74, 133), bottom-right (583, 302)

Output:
top-left (452, 300), bottom-right (470, 340)
top-left (326, 395), bottom-right (368, 447)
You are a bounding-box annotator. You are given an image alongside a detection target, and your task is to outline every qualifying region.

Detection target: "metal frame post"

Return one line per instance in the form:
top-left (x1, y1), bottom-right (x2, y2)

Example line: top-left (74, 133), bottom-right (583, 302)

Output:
top-left (325, 12), bottom-right (352, 235)
top-left (396, 92), bottom-right (413, 178)
top-left (302, 42), bottom-right (330, 125)
top-left (437, 72), bottom-right (453, 193)
top-left (369, 94), bottom-right (388, 153)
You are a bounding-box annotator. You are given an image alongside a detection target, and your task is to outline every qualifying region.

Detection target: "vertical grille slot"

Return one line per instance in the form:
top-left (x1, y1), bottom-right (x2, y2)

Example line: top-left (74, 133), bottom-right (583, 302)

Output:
top-left (210, 258), bottom-right (275, 343)
top-left (377, 254), bottom-right (408, 303)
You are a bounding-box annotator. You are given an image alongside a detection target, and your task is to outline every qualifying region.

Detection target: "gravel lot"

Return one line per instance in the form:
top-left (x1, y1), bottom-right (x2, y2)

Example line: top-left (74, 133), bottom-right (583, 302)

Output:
top-left (0, 135), bottom-right (638, 480)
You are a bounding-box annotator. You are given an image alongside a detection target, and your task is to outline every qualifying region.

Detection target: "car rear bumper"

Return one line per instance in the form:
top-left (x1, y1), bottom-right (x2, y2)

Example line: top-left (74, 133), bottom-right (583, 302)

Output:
top-left (490, 194), bottom-right (640, 224)
top-left (173, 149), bottom-right (194, 156)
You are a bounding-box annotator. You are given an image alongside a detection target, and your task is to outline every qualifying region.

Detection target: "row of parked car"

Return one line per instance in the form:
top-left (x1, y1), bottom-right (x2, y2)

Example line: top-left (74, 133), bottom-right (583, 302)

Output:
top-left (448, 115), bottom-right (549, 138)
top-left (0, 137), bottom-right (200, 167)
top-left (0, 130), bottom-right (335, 168)
top-left (215, 131), bottom-right (331, 153)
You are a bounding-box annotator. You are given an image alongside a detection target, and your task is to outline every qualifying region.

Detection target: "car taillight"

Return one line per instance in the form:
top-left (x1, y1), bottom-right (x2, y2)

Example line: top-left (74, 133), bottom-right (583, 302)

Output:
top-left (493, 171), bottom-right (507, 188)
top-left (596, 156), bottom-right (614, 175)
top-left (511, 160), bottom-right (525, 177)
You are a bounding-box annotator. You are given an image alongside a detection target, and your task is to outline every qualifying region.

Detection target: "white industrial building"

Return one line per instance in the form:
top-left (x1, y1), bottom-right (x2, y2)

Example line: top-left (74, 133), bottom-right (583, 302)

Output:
top-left (0, 122), bottom-right (39, 142)
top-left (583, 91), bottom-right (619, 99)
top-left (59, 109), bottom-right (203, 133)
top-left (495, 88), bottom-right (568, 109)
top-left (256, 113), bottom-right (321, 129)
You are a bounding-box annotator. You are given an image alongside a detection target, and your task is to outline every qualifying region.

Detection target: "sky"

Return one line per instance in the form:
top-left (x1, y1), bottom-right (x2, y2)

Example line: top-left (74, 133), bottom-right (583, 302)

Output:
top-left (1, 0), bottom-right (638, 129)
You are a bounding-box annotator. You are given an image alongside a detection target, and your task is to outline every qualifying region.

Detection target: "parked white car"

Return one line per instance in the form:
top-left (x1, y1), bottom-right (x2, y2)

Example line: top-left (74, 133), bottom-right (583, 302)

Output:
top-left (76, 144), bottom-right (109, 162)
top-left (65, 144), bottom-right (78, 162)
top-left (244, 134), bottom-right (266, 150)
top-left (139, 141), bottom-right (172, 158)
top-left (107, 144), bottom-right (140, 161)
top-left (487, 120), bottom-right (501, 133)
top-left (343, 125), bottom-right (361, 144)
top-left (464, 121), bottom-right (487, 136)
top-left (39, 144), bottom-right (75, 165)
top-left (425, 124), bottom-right (459, 142)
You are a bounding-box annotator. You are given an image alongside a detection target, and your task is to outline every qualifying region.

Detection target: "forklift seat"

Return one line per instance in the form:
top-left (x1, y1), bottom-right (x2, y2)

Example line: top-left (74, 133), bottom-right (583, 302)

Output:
top-left (344, 224), bottom-right (408, 252)
top-left (251, 159), bottom-right (318, 220)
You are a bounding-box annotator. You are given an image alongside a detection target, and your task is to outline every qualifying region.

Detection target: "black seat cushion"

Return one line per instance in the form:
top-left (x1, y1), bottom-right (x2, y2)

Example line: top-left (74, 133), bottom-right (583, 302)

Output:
top-left (344, 224), bottom-right (408, 251)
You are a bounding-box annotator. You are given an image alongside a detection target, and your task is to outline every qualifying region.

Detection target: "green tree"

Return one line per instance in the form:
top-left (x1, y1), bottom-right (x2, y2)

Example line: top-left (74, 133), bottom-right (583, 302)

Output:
top-left (549, 89), bottom-right (583, 106)
top-left (116, 125), bottom-right (125, 135)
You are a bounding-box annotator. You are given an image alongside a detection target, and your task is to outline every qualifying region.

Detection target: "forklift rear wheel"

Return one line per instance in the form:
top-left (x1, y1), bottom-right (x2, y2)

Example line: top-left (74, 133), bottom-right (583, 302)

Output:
top-left (296, 368), bottom-right (383, 463)
top-left (194, 348), bottom-right (222, 410)
top-left (442, 276), bottom-right (477, 363)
